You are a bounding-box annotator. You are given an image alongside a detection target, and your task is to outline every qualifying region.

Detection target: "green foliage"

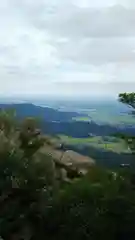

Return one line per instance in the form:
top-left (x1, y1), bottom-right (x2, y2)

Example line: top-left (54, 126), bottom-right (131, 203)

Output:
top-left (119, 92), bottom-right (135, 108)
top-left (117, 92), bottom-right (135, 154)
top-left (59, 135), bottom-right (126, 153)
top-left (44, 167), bottom-right (135, 240)
top-left (0, 109), bottom-right (16, 136)
top-left (0, 151), bottom-right (53, 237)
top-left (0, 109), bottom-right (56, 239)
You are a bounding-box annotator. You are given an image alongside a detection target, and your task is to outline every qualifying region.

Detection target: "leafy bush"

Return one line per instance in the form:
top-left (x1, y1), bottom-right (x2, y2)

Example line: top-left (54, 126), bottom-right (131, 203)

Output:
top-left (0, 110), bottom-right (56, 239)
top-left (44, 167), bottom-right (135, 240)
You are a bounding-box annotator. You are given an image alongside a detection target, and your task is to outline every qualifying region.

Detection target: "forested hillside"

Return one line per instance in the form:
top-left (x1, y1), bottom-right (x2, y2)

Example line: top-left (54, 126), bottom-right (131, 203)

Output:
top-left (0, 93), bottom-right (135, 240)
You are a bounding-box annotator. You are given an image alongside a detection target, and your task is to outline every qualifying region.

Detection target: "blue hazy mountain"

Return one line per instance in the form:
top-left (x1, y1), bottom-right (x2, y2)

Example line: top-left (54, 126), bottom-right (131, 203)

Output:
top-left (0, 103), bottom-right (86, 122)
top-left (0, 98), bottom-right (135, 168)
top-left (0, 99), bottom-right (134, 138)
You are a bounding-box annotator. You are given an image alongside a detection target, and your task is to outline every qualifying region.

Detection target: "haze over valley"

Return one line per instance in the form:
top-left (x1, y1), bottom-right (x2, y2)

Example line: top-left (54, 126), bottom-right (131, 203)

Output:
top-left (0, 95), bottom-right (135, 169)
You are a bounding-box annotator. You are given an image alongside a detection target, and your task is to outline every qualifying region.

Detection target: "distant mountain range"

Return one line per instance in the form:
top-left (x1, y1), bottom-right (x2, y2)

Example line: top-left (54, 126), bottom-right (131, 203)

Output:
top-left (0, 103), bottom-right (135, 138)
top-left (0, 103), bottom-right (85, 121)
top-left (0, 102), bottom-right (135, 169)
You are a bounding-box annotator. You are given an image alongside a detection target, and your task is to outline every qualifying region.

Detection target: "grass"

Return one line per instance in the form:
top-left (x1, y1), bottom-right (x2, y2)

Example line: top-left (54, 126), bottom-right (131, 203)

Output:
top-left (73, 112), bottom-right (135, 125)
top-left (72, 117), bottom-right (91, 122)
top-left (58, 135), bottom-right (128, 153)
top-left (58, 135), bottom-right (101, 143)
top-left (89, 111), bottom-right (135, 124)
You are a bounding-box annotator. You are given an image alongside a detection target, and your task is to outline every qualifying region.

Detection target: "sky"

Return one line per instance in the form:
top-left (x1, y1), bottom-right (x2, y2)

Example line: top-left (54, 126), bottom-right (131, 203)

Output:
top-left (0, 0), bottom-right (135, 98)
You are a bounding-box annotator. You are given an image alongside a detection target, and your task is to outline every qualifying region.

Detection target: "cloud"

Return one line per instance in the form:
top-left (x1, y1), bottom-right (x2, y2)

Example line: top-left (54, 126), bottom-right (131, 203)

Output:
top-left (53, 37), bottom-right (135, 65)
top-left (14, 1), bottom-right (135, 38)
top-left (39, 5), bottom-right (135, 38)
top-left (11, 1), bottom-right (135, 65)
top-left (0, 1), bottom-right (59, 75)
top-left (0, 0), bottom-right (135, 97)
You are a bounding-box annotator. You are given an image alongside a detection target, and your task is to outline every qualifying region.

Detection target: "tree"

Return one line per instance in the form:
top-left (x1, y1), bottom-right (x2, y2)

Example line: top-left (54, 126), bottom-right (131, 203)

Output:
top-left (0, 109), bottom-right (57, 239)
top-left (119, 92), bottom-right (135, 109)
top-left (117, 92), bottom-right (135, 154)
top-left (44, 167), bottom-right (135, 240)
top-left (19, 117), bottom-right (44, 158)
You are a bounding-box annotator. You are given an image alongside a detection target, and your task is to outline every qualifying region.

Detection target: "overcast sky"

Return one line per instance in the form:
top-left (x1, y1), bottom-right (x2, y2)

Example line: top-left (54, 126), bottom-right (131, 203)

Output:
top-left (0, 0), bottom-right (135, 98)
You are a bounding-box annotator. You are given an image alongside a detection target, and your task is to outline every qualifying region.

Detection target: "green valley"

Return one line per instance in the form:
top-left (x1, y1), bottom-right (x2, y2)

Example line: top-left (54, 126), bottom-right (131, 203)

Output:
top-left (58, 135), bottom-right (128, 153)
top-left (73, 111), bottom-right (135, 125)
